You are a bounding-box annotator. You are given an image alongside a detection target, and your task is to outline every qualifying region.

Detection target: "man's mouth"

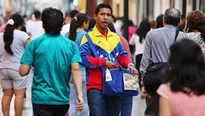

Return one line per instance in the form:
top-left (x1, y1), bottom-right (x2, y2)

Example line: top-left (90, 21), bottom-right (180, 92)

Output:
top-left (102, 22), bottom-right (109, 25)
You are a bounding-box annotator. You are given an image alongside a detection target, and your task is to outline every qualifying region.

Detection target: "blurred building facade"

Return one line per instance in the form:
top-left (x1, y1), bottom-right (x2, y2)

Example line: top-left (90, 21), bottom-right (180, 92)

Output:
top-left (0, 0), bottom-right (205, 25)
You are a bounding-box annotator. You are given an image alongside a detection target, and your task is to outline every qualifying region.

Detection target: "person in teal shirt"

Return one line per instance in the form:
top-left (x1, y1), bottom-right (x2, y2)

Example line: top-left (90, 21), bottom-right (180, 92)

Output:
top-left (19, 8), bottom-right (84, 116)
top-left (67, 13), bottom-right (89, 116)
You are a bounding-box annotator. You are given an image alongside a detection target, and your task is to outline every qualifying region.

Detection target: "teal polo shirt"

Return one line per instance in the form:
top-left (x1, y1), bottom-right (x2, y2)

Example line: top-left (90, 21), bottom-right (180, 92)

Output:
top-left (20, 34), bottom-right (82, 105)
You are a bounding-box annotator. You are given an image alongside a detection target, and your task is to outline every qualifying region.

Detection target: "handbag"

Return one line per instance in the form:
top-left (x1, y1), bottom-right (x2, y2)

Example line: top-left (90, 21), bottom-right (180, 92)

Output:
top-left (85, 34), bottom-right (139, 96)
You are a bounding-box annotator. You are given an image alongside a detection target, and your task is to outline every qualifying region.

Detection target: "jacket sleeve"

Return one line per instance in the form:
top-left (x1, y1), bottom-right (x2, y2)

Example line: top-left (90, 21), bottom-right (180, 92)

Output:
top-left (117, 42), bottom-right (132, 68)
top-left (80, 36), bottom-right (106, 69)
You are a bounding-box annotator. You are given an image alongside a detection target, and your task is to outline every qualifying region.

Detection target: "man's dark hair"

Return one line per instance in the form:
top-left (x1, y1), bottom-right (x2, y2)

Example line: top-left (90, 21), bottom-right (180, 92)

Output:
top-left (164, 8), bottom-right (181, 26)
top-left (34, 10), bottom-right (41, 19)
top-left (41, 7), bottom-right (63, 35)
top-left (108, 23), bottom-right (116, 32)
top-left (69, 10), bottom-right (79, 18)
top-left (95, 3), bottom-right (112, 15)
top-left (88, 17), bottom-right (96, 31)
top-left (156, 14), bottom-right (164, 28)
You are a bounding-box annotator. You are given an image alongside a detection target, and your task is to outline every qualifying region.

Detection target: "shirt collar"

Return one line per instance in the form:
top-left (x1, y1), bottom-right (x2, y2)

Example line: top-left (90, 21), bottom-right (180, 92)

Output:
top-left (93, 25), bottom-right (114, 37)
top-left (164, 24), bottom-right (177, 28)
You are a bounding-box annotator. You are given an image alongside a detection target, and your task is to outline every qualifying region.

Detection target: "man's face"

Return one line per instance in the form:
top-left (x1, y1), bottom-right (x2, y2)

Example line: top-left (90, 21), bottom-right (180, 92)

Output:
top-left (95, 8), bottom-right (111, 30)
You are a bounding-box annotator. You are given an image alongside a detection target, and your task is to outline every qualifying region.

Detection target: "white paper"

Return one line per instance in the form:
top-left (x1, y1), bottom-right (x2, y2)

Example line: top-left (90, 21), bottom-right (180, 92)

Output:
top-left (105, 69), bottom-right (112, 82)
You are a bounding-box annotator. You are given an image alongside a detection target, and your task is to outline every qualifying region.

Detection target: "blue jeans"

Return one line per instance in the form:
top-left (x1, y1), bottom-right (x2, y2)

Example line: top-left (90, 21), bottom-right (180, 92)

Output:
top-left (87, 89), bottom-right (121, 116)
top-left (69, 66), bottom-right (89, 116)
top-left (69, 83), bottom-right (89, 116)
top-left (121, 96), bottom-right (133, 116)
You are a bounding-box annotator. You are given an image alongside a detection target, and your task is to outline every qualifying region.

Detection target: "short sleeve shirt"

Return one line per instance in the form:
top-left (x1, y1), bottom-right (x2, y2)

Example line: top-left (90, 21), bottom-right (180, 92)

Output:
top-left (0, 30), bottom-right (29, 70)
top-left (157, 84), bottom-right (205, 116)
top-left (20, 34), bottom-right (82, 105)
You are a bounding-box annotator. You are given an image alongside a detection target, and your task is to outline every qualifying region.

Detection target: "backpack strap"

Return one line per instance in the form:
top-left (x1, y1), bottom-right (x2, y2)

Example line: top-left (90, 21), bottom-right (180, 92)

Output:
top-left (85, 33), bottom-right (99, 58)
top-left (174, 29), bottom-right (179, 42)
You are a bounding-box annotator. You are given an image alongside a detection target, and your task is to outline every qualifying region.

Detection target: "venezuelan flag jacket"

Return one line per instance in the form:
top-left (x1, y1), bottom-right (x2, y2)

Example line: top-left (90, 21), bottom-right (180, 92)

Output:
top-left (80, 26), bottom-right (132, 90)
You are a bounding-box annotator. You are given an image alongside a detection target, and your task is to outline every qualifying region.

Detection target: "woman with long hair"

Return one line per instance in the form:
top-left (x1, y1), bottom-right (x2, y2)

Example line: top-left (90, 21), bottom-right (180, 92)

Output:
top-left (0, 13), bottom-right (30, 116)
top-left (129, 19), bottom-right (150, 70)
top-left (158, 39), bottom-right (205, 116)
top-left (68, 13), bottom-right (89, 116)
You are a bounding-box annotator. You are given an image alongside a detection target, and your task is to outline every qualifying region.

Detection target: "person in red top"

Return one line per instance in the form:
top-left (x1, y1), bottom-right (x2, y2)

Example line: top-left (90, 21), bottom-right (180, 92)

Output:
top-left (108, 22), bottom-right (135, 116)
top-left (80, 3), bottom-right (137, 116)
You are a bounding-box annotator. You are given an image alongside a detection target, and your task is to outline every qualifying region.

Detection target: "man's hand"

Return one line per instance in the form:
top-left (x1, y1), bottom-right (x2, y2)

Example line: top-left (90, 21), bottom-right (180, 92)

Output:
top-left (76, 95), bottom-right (84, 112)
top-left (104, 60), bottom-right (115, 69)
top-left (128, 65), bottom-right (138, 75)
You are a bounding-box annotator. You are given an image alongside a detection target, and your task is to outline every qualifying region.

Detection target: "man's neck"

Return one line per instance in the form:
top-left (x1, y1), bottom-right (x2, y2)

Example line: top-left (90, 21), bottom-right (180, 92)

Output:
top-left (96, 25), bottom-right (108, 34)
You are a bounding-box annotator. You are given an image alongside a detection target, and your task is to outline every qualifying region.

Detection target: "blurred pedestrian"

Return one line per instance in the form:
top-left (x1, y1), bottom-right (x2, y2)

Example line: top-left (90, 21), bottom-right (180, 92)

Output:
top-left (0, 13), bottom-right (30, 116)
top-left (149, 20), bottom-right (156, 30)
top-left (19, 7), bottom-right (83, 116)
top-left (140, 8), bottom-right (186, 116)
top-left (26, 10), bottom-right (44, 40)
top-left (156, 14), bottom-right (164, 28)
top-left (87, 17), bottom-right (96, 31)
top-left (129, 19), bottom-right (151, 89)
top-left (61, 10), bottom-right (79, 36)
top-left (158, 39), bottom-right (205, 116)
top-left (68, 12), bottom-right (89, 116)
top-left (129, 19), bottom-right (150, 70)
top-left (121, 20), bottom-right (137, 55)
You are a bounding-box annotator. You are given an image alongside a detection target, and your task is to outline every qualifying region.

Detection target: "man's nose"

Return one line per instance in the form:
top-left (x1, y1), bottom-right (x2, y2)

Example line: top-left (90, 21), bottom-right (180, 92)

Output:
top-left (104, 15), bottom-right (108, 20)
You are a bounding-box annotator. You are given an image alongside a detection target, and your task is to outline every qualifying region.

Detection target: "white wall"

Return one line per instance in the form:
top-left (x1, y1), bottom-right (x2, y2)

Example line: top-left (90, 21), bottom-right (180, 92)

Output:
top-left (154, 0), bottom-right (162, 20)
top-left (129, 0), bottom-right (137, 25)
top-left (175, 0), bottom-right (183, 13)
top-left (186, 0), bottom-right (193, 14)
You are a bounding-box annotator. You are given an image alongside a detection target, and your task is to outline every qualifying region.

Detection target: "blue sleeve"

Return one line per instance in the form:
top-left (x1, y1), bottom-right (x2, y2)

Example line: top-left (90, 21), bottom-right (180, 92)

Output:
top-left (80, 36), bottom-right (104, 69)
top-left (118, 42), bottom-right (128, 56)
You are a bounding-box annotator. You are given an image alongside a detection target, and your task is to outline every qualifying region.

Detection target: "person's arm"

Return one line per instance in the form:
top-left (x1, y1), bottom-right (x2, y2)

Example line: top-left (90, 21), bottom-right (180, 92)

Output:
top-left (72, 63), bottom-right (83, 96)
top-left (117, 42), bottom-right (132, 68)
top-left (120, 36), bottom-right (132, 58)
top-left (19, 64), bottom-right (31, 76)
top-left (159, 96), bottom-right (172, 116)
top-left (19, 41), bottom-right (34, 76)
top-left (71, 43), bottom-right (84, 111)
top-left (24, 38), bottom-right (30, 47)
top-left (116, 42), bottom-right (137, 74)
top-left (72, 62), bottom-right (83, 112)
top-left (157, 84), bottom-right (172, 116)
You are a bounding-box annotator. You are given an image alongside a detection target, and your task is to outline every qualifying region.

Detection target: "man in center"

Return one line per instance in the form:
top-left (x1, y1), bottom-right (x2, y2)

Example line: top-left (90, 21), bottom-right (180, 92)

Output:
top-left (80, 3), bottom-right (137, 116)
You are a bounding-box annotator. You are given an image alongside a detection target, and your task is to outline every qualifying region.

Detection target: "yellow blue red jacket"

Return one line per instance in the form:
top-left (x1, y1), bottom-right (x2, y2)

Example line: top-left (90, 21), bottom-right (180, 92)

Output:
top-left (80, 26), bottom-right (132, 90)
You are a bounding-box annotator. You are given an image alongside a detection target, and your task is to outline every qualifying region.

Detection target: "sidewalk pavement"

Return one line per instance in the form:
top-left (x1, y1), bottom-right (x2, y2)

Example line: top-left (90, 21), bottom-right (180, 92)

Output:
top-left (0, 73), bottom-right (146, 116)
